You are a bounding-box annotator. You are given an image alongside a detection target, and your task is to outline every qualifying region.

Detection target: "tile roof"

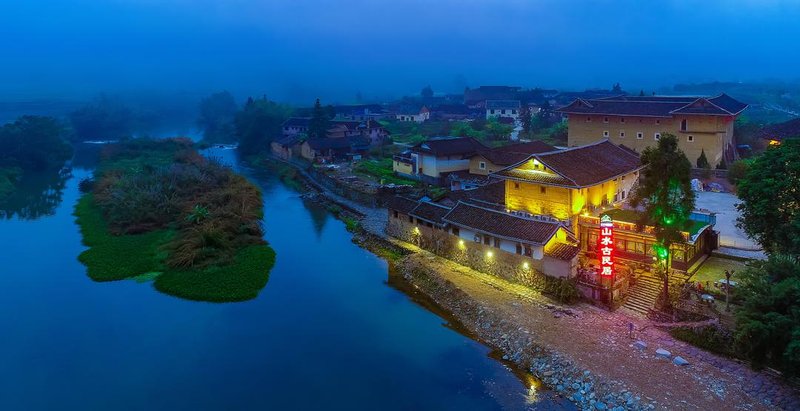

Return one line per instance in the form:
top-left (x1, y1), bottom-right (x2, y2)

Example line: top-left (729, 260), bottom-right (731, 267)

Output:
top-left (411, 137), bottom-right (486, 157)
top-left (758, 118), bottom-right (800, 141)
top-left (476, 141), bottom-right (556, 165)
top-left (486, 100), bottom-right (521, 110)
top-left (283, 117), bottom-right (311, 127)
top-left (494, 140), bottom-right (642, 188)
top-left (545, 243), bottom-right (581, 261)
top-left (387, 196), bottom-right (418, 214)
top-left (438, 181), bottom-right (506, 208)
top-left (306, 136), bottom-right (369, 151)
top-left (442, 202), bottom-right (560, 245)
top-left (556, 94), bottom-right (747, 117)
top-left (409, 201), bottom-right (451, 226)
top-left (275, 135), bottom-right (305, 146)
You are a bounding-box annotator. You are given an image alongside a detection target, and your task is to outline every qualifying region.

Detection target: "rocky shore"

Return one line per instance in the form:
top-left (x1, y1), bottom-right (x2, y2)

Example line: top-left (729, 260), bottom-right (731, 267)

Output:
top-left (399, 255), bottom-right (656, 411)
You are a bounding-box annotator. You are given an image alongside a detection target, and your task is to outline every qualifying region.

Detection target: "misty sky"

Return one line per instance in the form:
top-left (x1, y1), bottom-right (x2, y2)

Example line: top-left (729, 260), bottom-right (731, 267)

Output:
top-left (3, 0), bottom-right (800, 103)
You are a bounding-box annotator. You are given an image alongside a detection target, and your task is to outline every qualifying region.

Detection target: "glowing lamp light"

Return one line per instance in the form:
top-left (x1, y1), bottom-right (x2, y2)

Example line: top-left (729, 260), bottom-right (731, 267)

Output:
top-left (458, 239), bottom-right (465, 249)
top-left (522, 261), bottom-right (530, 270)
top-left (412, 227), bottom-right (420, 235)
top-left (486, 250), bottom-right (494, 258)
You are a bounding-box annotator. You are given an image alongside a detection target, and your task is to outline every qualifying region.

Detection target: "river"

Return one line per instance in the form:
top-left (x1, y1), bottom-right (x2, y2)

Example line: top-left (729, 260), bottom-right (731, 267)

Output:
top-left (0, 144), bottom-right (570, 410)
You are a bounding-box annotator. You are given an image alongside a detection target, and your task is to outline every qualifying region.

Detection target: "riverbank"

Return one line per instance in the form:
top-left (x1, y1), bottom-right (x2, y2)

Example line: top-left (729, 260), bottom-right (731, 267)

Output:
top-left (256, 154), bottom-right (799, 410)
top-left (395, 251), bottom-right (799, 410)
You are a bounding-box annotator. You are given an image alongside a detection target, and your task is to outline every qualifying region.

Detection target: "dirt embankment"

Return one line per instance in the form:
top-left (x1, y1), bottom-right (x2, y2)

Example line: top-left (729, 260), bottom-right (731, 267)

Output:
top-left (396, 253), bottom-right (794, 411)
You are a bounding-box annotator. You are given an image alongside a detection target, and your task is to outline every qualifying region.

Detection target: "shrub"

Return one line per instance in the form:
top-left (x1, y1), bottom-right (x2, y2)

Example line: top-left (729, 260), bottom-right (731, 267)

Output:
top-left (670, 325), bottom-right (736, 358)
top-left (544, 277), bottom-right (580, 304)
top-left (727, 160), bottom-right (750, 185)
top-left (697, 149), bottom-right (710, 169)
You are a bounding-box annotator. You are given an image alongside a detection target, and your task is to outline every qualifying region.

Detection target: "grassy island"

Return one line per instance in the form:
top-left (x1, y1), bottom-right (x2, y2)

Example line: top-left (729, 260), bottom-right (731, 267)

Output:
top-left (74, 138), bottom-right (275, 302)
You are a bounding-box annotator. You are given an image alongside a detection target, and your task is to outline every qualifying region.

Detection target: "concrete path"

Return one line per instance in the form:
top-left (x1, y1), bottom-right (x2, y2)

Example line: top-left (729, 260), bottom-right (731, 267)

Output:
top-left (695, 191), bottom-right (760, 250)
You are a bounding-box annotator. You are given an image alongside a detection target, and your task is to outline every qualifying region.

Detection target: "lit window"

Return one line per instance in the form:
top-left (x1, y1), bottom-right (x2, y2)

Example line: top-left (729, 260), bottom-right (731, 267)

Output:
top-left (479, 161), bottom-right (486, 170)
top-left (687, 135), bottom-right (694, 142)
top-left (654, 133), bottom-right (661, 140)
top-left (637, 132), bottom-right (644, 140)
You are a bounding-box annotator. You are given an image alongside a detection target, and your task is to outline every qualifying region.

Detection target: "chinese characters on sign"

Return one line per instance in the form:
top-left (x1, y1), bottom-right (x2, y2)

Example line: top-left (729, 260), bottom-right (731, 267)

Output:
top-left (598, 215), bottom-right (614, 276)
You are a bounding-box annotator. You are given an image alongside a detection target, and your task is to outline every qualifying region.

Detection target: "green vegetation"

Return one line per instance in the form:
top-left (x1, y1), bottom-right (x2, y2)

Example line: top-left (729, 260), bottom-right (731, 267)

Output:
top-left (692, 257), bottom-right (747, 285)
top-left (670, 326), bottom-right (736, 358)
top-left (75, 139), bottom-right (275, 302)
top-left (630, 133), bottom-right (695, 310)
top-left (736, 139), bottom-right (800, 255)
top-left (727, 159), bottom-right (751, 185)
top-left (154, 245), bottom-right (276, 302)
top-left (734, 256), bottom-right (800, 376)
top-left (197, 91), bottom-right (238, 143)
top-left (235, 96), bottom-right (293, 155)
top-left (74, 195), bottom-right (174, 281)
top-left (543, 277), bottom-right (580, 304)
top-left (353, 158), bottom-right (418, 186)
top-left (0, 167), bottom-right (21, 201)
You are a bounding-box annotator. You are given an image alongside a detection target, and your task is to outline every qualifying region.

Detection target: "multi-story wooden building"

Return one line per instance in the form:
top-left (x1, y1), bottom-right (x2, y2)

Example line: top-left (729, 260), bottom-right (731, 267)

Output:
top-left (493, 140), bottom-right (643, 228)
top-left (556, 94), bottom-right (748, 166)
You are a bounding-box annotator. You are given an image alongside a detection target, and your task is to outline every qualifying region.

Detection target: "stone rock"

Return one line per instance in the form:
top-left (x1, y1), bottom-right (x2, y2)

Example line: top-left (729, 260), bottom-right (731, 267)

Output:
top-left (595, 402), bottom-right (607, 410)
top-left (655, 348), bottom-right (671, 359)
top-left (673, 356), bottom-right (689, 366)
top-left (554, 313), bottom-right (562, 318)
top-left (572, 393), bottom-right (583, 402)
top-left (633, 340), bottom-right (647, 350)
top-left (502, 355), bottom-right (509, 360)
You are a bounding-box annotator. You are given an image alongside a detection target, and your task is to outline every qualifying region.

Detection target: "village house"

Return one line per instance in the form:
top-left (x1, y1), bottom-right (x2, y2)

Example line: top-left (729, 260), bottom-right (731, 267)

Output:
top-left (392, 137), bottom-right (485, 185)
top-left (493, 140), bottom-right (643, 228)
top-left (326, 119), bottom-right (389, 146)
top-left (281, 117), bottom-right (310, 138)
top-left (464, 86), bottom-right (521, 109)
top-left (270, 134), bottom-right (304, 161)
top-left (556, 94), bottom-right (748, 166)
top-left (395, 106), bottom-right (430, 123)
top-left (448, 141), bottom-right (556, 190)
top-left (300, 136), bottom-right (370, 163)
top-left (485, 100), bottom-right (521, 120)
top-left (430, 104), bottom-right (476, 121)
top-left (386, 190), bottom-right (580, 280)
top-left (757, 117), bottom-right (800, 146)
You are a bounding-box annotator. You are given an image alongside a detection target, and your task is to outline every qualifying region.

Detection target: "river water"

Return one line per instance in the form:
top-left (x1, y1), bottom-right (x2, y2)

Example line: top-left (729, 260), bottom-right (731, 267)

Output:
top-left (0, 144), bottom-right (570, 410)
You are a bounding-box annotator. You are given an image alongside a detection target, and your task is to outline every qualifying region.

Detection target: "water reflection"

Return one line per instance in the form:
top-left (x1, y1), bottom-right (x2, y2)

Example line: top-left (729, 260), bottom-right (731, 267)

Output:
top-left (0, 166), bottom-right (71, 220)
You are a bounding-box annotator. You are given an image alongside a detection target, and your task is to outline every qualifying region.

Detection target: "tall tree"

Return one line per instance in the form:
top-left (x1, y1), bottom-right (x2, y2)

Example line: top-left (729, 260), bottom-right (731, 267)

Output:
top-left (736, 139), bottom-right (800, 255)
top-left (308, 98), bottom-right (330, 138)
top-left (234, 96), bottom-right (292, 156)
top-left (520, 105), bottom-right (532, 137)
top-left (0, 116), bottom-right (72, 171)
top-left (630, 133), bottom-right (696, 309)
top-left (197, 91), bottom-right (238, 143)
top-left (69, 95), bottom-right (134, 142)
top-left (735, 255), bottom-right (800, 376)
top-left (421, 85), bottom-right (434, 99)
top-left (696, 149), bottom-right (710, 169)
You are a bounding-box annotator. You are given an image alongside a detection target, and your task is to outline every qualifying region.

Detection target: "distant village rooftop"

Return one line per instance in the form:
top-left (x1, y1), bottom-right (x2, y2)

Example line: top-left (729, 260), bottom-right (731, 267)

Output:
top-left (556, 94), bottom-right (748, 117)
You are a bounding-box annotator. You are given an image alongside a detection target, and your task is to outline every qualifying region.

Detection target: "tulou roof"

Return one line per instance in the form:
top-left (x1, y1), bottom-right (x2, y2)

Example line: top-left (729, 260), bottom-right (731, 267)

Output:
top-left (442, 201), bottom-right (561, 245)
top-left (494, 140), bottom-right (642, 188)
top-left (556, 94), bottom-right (747, 117)
top-left (758, 118), bottom-right (800, 142)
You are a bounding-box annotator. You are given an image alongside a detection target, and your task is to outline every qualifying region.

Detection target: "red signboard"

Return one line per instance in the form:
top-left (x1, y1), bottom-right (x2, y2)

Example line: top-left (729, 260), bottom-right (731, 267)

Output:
top-left (598, 215), bottom-right (614, 276)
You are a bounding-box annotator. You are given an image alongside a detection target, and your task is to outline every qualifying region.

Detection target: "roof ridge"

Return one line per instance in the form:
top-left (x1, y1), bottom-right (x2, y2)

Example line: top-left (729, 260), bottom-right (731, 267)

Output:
top-left (450, 200), bottom-right (560, 226)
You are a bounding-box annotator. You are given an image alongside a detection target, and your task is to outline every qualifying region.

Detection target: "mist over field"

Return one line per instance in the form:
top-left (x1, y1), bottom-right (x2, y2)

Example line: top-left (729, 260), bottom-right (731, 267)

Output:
top-left (2, 0), bottom-right (800, 104)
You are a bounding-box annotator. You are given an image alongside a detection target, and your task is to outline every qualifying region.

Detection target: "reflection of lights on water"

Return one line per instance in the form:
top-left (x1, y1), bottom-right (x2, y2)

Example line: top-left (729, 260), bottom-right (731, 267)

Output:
top-left (522, 374), bottom-right (541, 405)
